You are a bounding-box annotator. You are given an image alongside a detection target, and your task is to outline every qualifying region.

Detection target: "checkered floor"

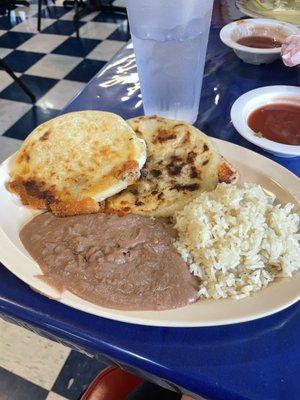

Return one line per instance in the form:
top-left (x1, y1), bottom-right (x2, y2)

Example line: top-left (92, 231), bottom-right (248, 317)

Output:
top-left (0, 2), bottom-right (127, 399)
top-left (0, 318), bottom-right (108, 400)
top-left (0, 0), bottom-right (127, 140)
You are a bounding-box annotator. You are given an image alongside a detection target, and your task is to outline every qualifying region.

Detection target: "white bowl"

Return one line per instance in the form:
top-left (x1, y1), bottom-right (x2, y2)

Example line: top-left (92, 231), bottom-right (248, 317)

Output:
top-left (231, 85), bottom-right (300, 158)
top-left (220, 18), bottom-right (300, 65)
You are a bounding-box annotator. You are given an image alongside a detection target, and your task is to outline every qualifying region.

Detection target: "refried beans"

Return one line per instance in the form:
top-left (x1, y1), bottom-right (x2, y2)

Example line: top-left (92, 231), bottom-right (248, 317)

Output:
top-left (20, 212), bottom-right (199, 311)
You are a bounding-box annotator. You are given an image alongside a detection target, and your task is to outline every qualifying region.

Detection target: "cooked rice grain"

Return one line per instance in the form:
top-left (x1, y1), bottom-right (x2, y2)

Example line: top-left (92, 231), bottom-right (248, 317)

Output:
top-left (174, 183), bottom-right (300, 300)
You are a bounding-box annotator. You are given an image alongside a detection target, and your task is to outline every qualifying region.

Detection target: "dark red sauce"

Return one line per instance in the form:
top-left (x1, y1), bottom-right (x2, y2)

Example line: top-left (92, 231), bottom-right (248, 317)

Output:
top-left (237, 36), bottom-right (282, 48)
top-left (248, 103), bottom-right (300, 146)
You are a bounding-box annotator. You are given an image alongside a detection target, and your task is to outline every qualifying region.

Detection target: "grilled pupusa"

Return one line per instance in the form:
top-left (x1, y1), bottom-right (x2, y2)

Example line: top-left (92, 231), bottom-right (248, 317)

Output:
top-left (8, 111), bottom-right (146, 216)
top-left (106, 116), bottom-right (238, 217)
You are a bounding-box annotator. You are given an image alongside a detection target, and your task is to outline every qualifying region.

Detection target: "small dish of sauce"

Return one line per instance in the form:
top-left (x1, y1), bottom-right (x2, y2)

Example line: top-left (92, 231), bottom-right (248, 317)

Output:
top-left (248, 103), bottom-right (300, 146)
top-left (236, 36), bottom-right (282, 49)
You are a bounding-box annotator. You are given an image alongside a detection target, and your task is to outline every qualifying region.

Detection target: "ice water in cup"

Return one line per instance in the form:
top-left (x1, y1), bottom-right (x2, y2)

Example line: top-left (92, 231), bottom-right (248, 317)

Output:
top-left (126, 0), bottom-right (214, 123)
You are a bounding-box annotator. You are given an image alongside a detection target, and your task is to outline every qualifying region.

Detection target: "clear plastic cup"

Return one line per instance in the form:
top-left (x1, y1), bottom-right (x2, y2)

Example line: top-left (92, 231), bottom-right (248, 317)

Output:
top-left (125, 0), bottom-right (214, 123)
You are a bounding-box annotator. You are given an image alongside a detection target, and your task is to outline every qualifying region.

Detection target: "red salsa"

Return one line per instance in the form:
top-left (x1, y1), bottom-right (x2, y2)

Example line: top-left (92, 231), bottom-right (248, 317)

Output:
top-left (248, 103), bottom-right (300, 146)
top-left (237, 36), bottom-right (282, 49)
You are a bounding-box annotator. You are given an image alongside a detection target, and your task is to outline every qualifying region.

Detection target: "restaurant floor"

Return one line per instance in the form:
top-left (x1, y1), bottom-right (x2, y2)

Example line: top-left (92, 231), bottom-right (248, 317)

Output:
top-left (0, 0), bottom-right (127, 141)
top-left (0, 1), bottom-right (127, 399)
top-left (0, 318), bottom-right (108, 399)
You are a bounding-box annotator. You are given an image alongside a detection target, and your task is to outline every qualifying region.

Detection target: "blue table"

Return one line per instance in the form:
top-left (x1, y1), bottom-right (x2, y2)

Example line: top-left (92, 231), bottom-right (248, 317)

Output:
top-left (1, 11), bottom-right (300, 400)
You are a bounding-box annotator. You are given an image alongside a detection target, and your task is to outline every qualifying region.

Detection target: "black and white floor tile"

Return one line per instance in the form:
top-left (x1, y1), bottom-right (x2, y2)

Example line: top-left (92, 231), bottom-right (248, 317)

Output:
top-left (0, 1), bottom-right (126, 399)
top-left (0, 318), bottom-right (108, 400)
top-left (0, 0), bottom-right (127, 140)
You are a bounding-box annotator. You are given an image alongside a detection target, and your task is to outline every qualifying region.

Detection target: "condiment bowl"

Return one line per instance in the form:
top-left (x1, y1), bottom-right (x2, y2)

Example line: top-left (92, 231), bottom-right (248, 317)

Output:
top-left (231, 85), bottom-right (300, 158)
top-left (220, 18), bottom-right (300, 65)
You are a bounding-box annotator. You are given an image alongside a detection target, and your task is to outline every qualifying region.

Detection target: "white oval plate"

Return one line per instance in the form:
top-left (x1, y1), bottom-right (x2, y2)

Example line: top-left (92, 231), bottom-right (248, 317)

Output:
top-left (0, 139), bottom-right (299, 327)
top-left (236, 0), bottom-right (300, 26)
top-left (231, 85), bottom-right (300, 158)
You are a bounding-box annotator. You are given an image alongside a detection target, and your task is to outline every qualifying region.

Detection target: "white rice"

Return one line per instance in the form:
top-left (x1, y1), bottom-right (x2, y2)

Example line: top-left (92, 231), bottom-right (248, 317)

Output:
top-left (174, 183), bottom-right (300, 300)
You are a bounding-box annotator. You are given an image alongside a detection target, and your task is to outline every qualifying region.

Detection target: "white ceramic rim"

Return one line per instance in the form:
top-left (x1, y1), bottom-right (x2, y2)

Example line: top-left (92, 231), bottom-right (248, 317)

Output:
top-left (0, 139), bottom-right (299, 327)
top-left (219, 18), bottom-right (300, 54)
top-left (231, 85), bottom-right (300, 156)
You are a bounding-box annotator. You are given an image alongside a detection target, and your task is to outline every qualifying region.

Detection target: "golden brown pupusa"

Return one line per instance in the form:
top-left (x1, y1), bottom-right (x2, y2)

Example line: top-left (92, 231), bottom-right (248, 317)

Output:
top-left (8, 111), bottom-right (146, 216)
top-left (106, 115), bottom-right (238, 217)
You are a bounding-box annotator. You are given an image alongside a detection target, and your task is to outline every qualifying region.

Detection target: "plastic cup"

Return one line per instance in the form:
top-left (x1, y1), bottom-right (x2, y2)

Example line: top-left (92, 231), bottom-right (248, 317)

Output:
top-left (125, 0), bottom-right (214, 123)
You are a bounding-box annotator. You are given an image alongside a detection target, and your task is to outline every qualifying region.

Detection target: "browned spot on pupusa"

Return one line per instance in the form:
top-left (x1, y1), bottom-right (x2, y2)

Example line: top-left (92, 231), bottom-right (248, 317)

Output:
top-left (152, 129), bottom-right (177, 144)
top-left (181, 130), bottom-right (191, 144)
top-left (173, 123), bottom-right (186, 129)
top-left (135, 128), bottom-right (143, 136)
top-left (172, 183), bottom-right (200, 192)
top-left (116, 160), bottom-right (139, 180)
top-left (189, 166), bottom-right (198, 179)
top-left (170, 155), bottom-right (182, 162)
top-left (40, 129), bottom-right (51, 141)
top-left (166, 163), bottom-right (183, 176)
top-left (24, 180), bottom-right (56, 204)
top-left (140, 168), bottom-right (148, 179)
top-left (99, 146), bottom-right (111, 157)
top-left (187, 151), bottom-right (197, 163)
top-left (19, 151), bottom-right (30, 162)
top-left (166, 154), bottom-right (185, 177)
top-left (130, 188), bottom-right (139, 195)
top-left (150, 169), bottom-right (162, 178)
top-left (147, 115), bottom-right (164, 121)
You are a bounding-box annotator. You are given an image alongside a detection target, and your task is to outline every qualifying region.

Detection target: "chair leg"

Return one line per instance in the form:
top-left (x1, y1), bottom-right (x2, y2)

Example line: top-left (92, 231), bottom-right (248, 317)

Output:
top-left (37, 0), bottom-right (42, 31)
top-left (63, 0), bottom-right (73, 9)
top-left (12, 0), bottom-right (30, 6)
top-left (126, 18), bottom-right (130, 40)
top-left (74, 0), bottom-right (87, 38)
top-left (74, 0), bottom-right (79, 38)
top-left (99, 2), bottom-right (127, 15)
top-left (0, 59), bottom-right (36, 103)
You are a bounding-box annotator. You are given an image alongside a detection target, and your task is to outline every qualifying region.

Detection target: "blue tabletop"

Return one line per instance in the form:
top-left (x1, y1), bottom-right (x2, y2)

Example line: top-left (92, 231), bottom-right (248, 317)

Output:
top-left (1, 7), bottom-right (300, 400)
